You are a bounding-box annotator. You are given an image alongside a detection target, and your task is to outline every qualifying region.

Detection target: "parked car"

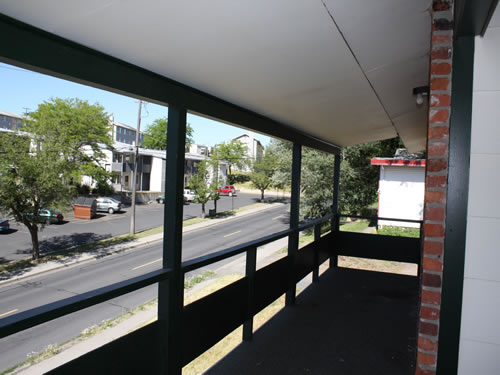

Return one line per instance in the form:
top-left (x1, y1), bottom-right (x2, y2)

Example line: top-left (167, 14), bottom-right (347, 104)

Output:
top-left (96, 197), bottom-right (122, 214)
top-left (156, 195), bottom-right (188, 204)
top-left (184, 189), bottom-right (196, 202)
top-left (0, 218), bottom-right (9, 232)
top-left (25, 209), bottom-right (64, 224)
top-left (217, 185), bottom-right (237, 196)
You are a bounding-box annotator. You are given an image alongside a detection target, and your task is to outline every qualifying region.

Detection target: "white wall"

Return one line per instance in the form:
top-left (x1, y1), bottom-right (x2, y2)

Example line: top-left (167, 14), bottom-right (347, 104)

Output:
top-left (377, 166), bottom-right (425, 228)
top-left (149, 157), bottom-right (164, 192)
top-left (458, 8), bottom-right (500, 374)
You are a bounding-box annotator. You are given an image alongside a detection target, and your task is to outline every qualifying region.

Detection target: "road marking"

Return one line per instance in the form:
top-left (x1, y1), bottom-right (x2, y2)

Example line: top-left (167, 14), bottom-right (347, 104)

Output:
top-left (272, 215), bottom-right (282, 220)
top-left (223, 230), bottom-right (241, 238)
top-left (132, 258), bottom-right (162, 271)
top-left (0, 309), bottom-right (18, 318)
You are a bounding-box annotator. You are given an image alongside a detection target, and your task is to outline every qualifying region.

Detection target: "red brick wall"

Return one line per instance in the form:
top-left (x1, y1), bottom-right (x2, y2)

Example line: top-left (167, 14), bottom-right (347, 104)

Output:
top-left (416, 1), bottom-right (453, 374)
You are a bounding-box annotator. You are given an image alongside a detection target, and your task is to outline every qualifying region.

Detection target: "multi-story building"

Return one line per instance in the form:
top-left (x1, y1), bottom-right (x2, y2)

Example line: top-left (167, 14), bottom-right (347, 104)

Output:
top-left (1, 111), bottom-right (226, 192)
top-left (0, 110), bottom-right (23, 132)
top-left (232, 132), bottom-right (264, 171)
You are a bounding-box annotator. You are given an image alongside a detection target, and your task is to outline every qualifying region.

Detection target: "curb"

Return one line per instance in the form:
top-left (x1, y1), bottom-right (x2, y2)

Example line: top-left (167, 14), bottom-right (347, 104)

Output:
top-left (0, 202), bottom-right (286, 287)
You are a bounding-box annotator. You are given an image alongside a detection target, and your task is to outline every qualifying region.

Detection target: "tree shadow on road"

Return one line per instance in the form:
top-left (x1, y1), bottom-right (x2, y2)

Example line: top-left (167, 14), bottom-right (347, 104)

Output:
top-left (14, 232), bottom-right (112, 257)
top-left (1, 232), bottom-right (135, 281)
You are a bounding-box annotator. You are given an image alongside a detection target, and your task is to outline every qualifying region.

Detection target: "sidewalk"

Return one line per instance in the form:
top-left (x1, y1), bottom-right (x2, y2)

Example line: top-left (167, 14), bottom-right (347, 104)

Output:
top-left (0, 202), bottom-right (285, 287)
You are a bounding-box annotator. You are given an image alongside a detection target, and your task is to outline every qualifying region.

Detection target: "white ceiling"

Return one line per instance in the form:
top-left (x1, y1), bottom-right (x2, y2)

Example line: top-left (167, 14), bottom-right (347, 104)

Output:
top-left (0, 0), bottom-right (432, 151)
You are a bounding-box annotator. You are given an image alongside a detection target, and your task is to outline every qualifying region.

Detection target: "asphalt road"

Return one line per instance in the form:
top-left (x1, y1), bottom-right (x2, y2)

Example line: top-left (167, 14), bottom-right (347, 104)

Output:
top-left (0, 203), bottom-right (290, 372)
top-left (0, 192), bottom-right (265, 263)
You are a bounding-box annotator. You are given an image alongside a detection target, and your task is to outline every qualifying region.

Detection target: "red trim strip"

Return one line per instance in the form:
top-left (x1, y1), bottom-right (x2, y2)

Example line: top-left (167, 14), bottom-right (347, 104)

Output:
top-left (370, 158), bottom-right (426, 166)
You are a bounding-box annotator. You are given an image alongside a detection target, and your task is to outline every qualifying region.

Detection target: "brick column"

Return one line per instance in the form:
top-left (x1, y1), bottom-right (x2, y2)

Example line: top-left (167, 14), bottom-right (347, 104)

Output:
top-left (416, 1), bottom-right (453, 374)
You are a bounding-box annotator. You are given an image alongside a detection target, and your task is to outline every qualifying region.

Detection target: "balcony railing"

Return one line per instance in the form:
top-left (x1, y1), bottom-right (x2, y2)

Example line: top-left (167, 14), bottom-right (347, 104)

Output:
top-left (0, 213), bottom-right (422, 374)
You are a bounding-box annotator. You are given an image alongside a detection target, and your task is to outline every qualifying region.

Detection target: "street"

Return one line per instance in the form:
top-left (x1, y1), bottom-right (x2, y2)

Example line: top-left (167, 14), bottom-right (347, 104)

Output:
top-left (0, 203), bottom-right (290, 371)
top-left (0, 192), bottom-right (265, 263)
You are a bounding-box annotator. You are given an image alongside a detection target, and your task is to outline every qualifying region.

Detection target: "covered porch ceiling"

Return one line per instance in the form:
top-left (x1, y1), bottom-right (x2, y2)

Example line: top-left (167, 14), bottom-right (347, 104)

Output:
top-left (0, 0), bottom-right (432, 152)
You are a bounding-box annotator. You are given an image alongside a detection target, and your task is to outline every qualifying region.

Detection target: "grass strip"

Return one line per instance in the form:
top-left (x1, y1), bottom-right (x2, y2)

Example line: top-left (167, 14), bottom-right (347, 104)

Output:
top-left (184, 271), bottom-right (216, 289)
top-left (377, 226), bottom-right (420, 238)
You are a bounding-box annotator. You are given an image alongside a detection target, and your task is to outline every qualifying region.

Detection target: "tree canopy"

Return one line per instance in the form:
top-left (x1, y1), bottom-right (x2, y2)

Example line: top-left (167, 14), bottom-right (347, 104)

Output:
top-left (189, 160), bottom-right (217, 218)
top-left (212, 140), bottom-right (248, 179)
top-left (0, 98), bottom-right (113, 259)
top-left (269, 137), bottom-right (403, 221)
top-left (141, 117), bottom-right (194, 151)
top-left (250, 146), bottom-right (277, 202)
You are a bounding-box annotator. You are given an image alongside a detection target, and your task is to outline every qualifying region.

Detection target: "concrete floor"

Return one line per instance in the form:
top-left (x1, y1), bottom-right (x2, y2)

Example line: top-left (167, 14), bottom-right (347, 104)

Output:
top-left (207, 267), bottom-right (419, 375)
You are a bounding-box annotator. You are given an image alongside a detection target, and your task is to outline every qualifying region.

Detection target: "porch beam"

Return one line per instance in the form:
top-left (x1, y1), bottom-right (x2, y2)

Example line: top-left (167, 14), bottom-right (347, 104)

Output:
top-left (158, 106), bottom-right (187, 375)
top-left (286, 143), bottom-right (301, 306)
top-left (0, 14), bottom-right (340, 156)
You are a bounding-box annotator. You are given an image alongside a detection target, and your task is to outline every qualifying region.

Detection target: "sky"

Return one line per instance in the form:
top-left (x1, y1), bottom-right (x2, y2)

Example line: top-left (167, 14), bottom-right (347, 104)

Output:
top-left (0, 63), bottom-right (270, 147)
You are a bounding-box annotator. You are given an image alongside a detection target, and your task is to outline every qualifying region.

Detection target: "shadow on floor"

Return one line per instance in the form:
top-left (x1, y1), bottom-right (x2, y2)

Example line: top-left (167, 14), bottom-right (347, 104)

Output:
top-left (207, 267), bottom-right (419, 375)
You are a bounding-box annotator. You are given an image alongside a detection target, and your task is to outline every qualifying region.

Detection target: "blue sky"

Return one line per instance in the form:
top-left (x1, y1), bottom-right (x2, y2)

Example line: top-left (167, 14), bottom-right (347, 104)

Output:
top-left (0, 63), bottom-right (270, 147)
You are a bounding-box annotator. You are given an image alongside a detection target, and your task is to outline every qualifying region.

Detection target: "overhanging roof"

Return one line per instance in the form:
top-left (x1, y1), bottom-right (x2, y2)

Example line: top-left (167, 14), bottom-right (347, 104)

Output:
top-left (0, 1), bottom-right (433, 152)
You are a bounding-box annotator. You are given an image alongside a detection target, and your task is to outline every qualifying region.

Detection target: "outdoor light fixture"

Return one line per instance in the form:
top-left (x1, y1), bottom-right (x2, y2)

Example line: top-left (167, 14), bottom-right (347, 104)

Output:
top-left (413, 86), bottom-right (429, 106)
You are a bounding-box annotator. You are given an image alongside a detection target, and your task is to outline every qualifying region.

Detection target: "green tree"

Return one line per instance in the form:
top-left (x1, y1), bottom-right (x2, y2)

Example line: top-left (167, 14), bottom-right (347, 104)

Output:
top-left (189, 160), bottom-right (217, 218)
top-left (269, 137), bottom-right (403, 220)
top-left (213, 140), bottom-right (248, 180)
top-left (339, 138), bottom-right (403, 214)
top-left (250, 146), bottom-right (277, 202)
top-left (209, 148), bottom-right (222, 212)
top-left (0, 98), bottom-right (113, 259)
top-left (142, 117), bottom-right (194, 151)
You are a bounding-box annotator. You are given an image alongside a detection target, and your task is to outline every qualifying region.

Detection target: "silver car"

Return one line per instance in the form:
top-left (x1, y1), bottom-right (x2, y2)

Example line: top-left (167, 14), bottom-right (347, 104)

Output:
top-left (96, 197), bottom-right (122, 214)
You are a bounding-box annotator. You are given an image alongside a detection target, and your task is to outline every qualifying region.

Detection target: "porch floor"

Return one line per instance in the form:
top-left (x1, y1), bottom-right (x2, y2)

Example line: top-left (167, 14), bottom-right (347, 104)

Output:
top-left (207, 266), bottom-right (419, 375)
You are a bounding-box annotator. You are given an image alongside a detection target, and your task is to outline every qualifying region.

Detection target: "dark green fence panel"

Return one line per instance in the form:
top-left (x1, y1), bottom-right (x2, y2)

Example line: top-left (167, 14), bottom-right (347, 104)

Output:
top-left (47, 321), bottom-right (162, 374)
top-left (182, 277), bottom-right (248, 365)
top-left (332, 232), bottom-right (420, 264)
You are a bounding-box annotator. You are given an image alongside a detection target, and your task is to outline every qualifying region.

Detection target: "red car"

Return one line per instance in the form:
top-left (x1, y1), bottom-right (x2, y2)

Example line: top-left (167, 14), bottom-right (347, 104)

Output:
top-left (217, 185), bottom-right (236, 196)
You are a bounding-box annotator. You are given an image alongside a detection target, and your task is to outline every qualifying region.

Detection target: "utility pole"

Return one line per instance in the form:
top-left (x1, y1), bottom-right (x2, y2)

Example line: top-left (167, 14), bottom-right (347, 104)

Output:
top-left (130, 100), bottom-right (142, 234)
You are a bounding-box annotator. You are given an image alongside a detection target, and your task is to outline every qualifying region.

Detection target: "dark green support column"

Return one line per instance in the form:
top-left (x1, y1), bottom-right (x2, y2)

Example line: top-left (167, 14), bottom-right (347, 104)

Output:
top-left (330, 154), bottom-right (341, 268)
top-left (286, 143), bottom-right (301, 306)
top-left (436, 36), bottom-right (474, 375)
top-left (313, 224), bottom-right (321, 283)
top-left (158, 106), bottom-right (186, 375)
top-left (243, 246), bottom-right (257, 341)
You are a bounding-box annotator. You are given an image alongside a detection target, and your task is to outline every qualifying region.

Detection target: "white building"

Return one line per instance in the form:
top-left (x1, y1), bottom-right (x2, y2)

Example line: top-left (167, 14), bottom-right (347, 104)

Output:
top-left (232, 132), bottom-right (264, 171)
top-left (371, 154), bottom-right (425, 228)
top-left (1, 111), bottom-right (226, 193)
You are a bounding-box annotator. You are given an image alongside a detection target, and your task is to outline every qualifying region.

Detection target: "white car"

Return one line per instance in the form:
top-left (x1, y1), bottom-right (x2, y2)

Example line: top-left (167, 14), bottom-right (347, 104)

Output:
top-left (183, 189), bottom-right (196, 202)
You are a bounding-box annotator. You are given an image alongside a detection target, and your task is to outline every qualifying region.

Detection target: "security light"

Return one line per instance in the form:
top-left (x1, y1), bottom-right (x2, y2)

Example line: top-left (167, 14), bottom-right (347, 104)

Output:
top-left (413, 86), bottom-right (429, 106)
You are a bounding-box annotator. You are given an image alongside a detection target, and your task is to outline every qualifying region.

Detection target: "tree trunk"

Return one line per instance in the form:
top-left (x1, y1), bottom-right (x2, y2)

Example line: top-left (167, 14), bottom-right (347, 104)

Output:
top-left (261, 190), bottom-right (264, 202)
top-left (201, 203), bottom-right (206, 219)
top-left (28, 223), bottom-right (40, 260)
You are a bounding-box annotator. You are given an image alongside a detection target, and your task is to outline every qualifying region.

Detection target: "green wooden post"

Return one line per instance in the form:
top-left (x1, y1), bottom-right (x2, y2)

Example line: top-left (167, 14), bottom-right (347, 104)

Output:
top-left (330, 154), bottom-right (341, 268)
top-left (286, 143), bottom-right (301, 306)
top-left (243, 246), bottom-right (257, 341)
top-left (313, 224), bottom-right (321, 283)
top-left (158, 106), bottom-right (186, 375)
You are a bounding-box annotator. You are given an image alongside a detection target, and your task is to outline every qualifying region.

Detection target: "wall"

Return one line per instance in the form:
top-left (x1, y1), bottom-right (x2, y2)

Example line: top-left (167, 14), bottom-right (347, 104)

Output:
top-left (149, 156), bottom-right (165, 192)
top-left (458, 7), bottom-right (500, 374)
top-left (377, 166), bottom-right (425, 228)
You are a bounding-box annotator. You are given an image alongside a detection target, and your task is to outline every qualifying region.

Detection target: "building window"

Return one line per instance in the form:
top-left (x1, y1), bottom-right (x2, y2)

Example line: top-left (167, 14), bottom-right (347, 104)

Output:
top-left (112, 153), bottom-right (122, 163)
